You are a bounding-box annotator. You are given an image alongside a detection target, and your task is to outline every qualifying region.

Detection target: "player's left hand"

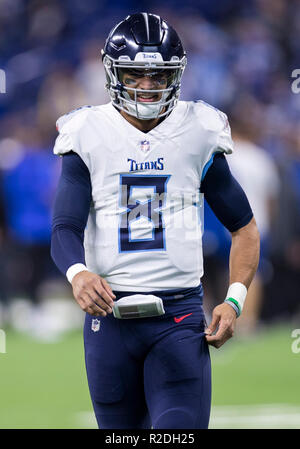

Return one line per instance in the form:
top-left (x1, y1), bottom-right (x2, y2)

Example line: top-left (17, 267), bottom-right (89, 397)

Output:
top-left (205, 303), bottom-right (237, 349)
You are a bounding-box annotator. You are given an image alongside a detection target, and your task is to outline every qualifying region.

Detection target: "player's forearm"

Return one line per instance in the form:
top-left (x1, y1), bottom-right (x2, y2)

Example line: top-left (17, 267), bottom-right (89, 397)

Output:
top-left (51, 224), bottom-right (86, 276)
top-left (229, 217), bottom-right (260, 289)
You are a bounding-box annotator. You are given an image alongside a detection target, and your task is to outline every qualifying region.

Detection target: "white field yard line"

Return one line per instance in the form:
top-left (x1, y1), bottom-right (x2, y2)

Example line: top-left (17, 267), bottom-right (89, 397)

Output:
top-left (75, 411), bottom-right (97, 428)
top-left (75, 404), bottom-right (300, 429)
top-left (209, 404), bottom-right (300, 428)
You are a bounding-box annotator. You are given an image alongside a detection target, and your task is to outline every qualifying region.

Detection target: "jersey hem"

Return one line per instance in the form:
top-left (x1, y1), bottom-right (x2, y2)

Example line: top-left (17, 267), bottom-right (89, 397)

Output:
top-left (106, 280), bottom-right (201, 292)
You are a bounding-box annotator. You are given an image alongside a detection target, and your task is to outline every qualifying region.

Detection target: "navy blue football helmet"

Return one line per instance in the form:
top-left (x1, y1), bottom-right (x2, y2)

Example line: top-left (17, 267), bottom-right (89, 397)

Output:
top-left (102, 13), bottom-right (186, 120)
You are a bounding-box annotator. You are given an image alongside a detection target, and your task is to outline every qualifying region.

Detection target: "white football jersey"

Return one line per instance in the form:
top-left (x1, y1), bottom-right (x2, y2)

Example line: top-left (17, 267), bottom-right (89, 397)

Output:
top-left (54, 101), bottom-right (233, 291)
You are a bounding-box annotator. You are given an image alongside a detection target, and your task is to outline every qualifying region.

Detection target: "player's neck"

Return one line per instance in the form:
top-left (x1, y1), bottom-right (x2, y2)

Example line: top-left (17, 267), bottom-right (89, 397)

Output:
top-left (120, 110), bottom-right (164, 133)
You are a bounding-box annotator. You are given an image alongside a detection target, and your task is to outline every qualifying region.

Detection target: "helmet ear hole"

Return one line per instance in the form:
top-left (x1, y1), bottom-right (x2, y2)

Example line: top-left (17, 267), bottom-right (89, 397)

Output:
top-left (103, 56), bottom-right (112, 69)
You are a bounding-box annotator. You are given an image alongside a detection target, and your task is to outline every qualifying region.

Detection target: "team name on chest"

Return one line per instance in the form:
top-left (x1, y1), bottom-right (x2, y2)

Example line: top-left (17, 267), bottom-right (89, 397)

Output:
top-left (127, 157), bottom-right (164, 172)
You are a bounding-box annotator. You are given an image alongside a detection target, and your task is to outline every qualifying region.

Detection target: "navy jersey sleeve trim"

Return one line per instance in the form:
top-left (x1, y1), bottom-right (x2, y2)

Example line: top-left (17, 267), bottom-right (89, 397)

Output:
top-left (201, 153), bottom-right (253, 233)
top-left (51, 151), bottom-right (92, 275)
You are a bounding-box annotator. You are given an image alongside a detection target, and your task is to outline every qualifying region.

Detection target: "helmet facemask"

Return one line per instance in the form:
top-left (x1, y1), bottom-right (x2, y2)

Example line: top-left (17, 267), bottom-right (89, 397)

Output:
top-left (102, 54), bottom-right (186, 120)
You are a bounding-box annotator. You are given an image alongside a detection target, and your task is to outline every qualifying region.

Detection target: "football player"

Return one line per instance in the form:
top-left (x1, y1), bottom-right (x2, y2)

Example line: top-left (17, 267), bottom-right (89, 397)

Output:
top-left (51, 13), bottom-right (260, 429)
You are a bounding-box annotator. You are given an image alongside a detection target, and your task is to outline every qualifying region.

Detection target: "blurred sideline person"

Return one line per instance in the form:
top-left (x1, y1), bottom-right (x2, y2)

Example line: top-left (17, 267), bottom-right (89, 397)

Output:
top-left (228, 113), bottom-right (279, 334)
top-left (1, 126), bottom-right (61, 304)
top-left (51, 13), bottom-right (260, 429)
top-left (0, 170), bottom-right (8, 324)
top-left (264, 139), bottom-right (300, 322)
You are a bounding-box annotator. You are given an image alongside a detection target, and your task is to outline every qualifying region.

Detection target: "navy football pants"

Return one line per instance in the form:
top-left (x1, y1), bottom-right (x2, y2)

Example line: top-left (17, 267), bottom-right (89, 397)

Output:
top-left (83, 285), bottom-right (211, 429)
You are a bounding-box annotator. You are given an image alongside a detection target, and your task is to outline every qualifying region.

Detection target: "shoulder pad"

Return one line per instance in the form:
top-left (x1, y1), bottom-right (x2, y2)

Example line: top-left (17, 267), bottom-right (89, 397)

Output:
top-left (193, 100), bottom-right (230, 133)
top-left (193, 100), bottom-right (233, 154)
top-left (56, 105), bottom-right (93, 132)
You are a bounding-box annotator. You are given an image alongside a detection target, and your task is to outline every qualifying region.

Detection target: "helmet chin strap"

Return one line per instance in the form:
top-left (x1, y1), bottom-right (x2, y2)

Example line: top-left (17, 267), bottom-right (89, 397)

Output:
top-left (134, 102), bottom-right (162, 120)
top-left (122, 91), bottom-right (168, 120)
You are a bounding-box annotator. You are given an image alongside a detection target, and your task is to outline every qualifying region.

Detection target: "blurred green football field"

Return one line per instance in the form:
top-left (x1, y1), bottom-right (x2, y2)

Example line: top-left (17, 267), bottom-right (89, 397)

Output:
top-left (0, 324), bottom-right (299, 429)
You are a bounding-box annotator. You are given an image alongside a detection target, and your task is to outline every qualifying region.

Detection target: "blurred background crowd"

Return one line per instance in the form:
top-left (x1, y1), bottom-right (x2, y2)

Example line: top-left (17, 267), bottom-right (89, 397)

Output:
top-left (0, 0), bottom-right (299, 339)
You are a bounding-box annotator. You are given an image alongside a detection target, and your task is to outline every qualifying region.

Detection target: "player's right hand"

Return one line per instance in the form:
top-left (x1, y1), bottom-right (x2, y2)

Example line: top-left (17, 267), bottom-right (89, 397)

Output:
top-left (71, 271), bottom-right (116, 316)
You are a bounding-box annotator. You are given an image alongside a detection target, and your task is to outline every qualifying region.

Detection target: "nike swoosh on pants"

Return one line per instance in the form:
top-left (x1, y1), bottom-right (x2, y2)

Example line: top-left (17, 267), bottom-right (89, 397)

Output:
top-left (174, 313), bottom-right (193, 323)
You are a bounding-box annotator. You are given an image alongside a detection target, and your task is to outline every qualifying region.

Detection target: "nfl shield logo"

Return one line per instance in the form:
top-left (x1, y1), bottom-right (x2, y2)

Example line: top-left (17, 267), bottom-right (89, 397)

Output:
top-left (91, 318), bottom-right (100, 332)
top-left (140, 140), bottom-right (150, 153)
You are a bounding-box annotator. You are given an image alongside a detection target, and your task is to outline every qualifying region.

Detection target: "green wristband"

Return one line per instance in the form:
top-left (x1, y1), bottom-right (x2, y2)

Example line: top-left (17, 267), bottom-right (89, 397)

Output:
top-left (225, 297), bottom-right (241, 316)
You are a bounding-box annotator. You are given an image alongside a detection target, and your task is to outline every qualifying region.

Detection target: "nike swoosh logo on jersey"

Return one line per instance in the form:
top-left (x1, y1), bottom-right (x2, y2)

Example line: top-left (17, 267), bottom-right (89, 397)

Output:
top-left (174, 313), bottom-right (193, 323)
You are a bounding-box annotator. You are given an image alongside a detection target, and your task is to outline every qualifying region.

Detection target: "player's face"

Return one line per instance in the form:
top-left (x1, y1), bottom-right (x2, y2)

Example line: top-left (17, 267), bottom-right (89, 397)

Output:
top-left (119, 69), bottom-right (169, 103)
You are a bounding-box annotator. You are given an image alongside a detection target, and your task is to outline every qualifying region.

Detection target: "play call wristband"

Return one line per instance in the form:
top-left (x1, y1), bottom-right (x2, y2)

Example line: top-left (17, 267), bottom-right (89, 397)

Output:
top-left (113, 294), bottom-right (165, 319)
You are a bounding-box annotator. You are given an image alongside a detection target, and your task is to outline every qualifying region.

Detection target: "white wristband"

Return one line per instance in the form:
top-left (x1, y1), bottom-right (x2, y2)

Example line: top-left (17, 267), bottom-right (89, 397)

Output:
top-left (66, 263), bottom-right (89, 284)
top-left (224, 282), bottom-right (247, 317)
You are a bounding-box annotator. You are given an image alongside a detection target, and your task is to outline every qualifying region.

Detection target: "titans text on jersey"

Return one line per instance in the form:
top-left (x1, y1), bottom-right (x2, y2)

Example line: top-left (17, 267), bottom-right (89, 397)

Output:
top-left (127, 157), bottom-right (164, 171)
